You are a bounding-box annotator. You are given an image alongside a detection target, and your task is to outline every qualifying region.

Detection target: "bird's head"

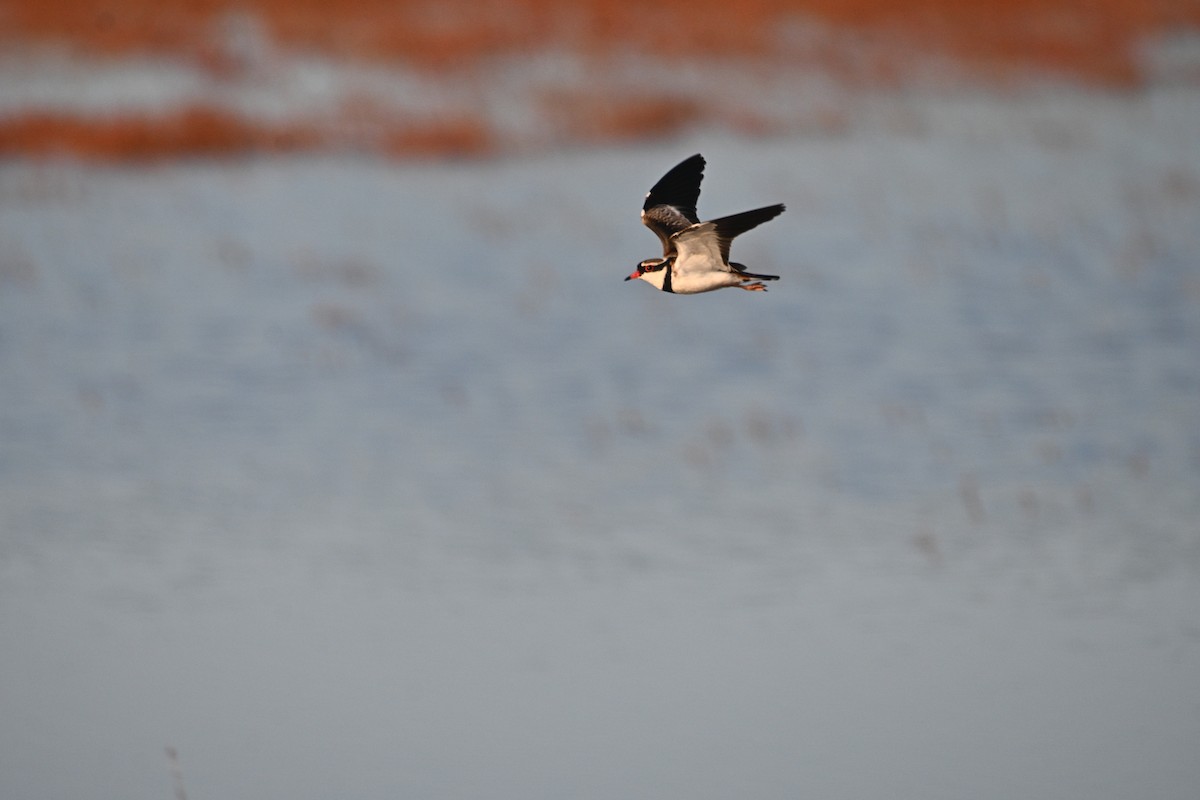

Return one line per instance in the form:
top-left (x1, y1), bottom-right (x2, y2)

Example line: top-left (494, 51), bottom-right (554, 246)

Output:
top-left (625, 257), bottom-right (669, 289)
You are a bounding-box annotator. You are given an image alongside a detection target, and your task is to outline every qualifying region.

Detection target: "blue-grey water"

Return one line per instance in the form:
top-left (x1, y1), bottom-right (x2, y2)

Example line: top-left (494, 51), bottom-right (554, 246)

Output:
top-left (2, 87), bottom-right (1199, 800)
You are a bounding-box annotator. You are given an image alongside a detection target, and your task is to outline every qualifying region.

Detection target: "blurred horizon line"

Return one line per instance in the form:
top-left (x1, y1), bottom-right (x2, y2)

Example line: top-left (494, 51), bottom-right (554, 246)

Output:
top-left (2, 0), bottom-right (1199, 161)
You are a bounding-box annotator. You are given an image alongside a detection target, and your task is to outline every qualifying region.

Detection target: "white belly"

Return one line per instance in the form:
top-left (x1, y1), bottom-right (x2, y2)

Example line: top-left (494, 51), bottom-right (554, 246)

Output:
top-left (669, 270), bottom-right (743, 294)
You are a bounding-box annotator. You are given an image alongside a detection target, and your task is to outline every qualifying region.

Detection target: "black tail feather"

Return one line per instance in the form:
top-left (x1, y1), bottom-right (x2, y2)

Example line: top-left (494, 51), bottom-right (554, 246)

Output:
top-left (730, 262), bottom-right (780, 281)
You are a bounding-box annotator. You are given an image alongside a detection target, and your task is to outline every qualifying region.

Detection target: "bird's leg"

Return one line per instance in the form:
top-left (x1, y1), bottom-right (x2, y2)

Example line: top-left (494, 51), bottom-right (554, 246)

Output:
top-left (739, 282), bottom-right (767, 291)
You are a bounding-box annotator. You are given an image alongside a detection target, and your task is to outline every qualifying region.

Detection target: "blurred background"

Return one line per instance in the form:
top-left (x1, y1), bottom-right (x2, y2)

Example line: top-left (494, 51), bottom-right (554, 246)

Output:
top-left (2, 2), bottom-right (1199, 800)
top-left (3, 0), bottom-right (1200, 159)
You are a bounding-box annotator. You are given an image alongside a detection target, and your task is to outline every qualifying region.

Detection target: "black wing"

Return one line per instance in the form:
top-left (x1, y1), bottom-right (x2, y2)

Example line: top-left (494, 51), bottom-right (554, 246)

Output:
top-left (641, 154), bottom-right (705, 256)
top-left (707, 204), bottom-right (785, 263)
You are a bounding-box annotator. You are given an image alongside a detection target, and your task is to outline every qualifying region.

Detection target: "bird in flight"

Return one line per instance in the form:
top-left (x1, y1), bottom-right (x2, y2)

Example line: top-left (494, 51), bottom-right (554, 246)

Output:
top-left (626, 154), bottom-right (785, 294)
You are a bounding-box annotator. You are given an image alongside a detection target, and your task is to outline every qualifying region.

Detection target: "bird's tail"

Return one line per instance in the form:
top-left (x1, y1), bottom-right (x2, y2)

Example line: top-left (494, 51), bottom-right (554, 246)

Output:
top-left (730, 263), bottom-right (780, 281)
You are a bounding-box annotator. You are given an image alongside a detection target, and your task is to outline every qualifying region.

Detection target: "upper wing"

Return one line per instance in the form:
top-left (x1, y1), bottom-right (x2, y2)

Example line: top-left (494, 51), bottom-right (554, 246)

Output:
top-left (641, 154), bottom-right (705, 256)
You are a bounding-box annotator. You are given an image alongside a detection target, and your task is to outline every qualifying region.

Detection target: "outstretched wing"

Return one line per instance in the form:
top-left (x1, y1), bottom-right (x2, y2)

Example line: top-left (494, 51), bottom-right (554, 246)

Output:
top-left (704, 204), bottom-right (785, 263)
top-left (671, 203), bottom-right (786, 276)
top-left (641, 154), bottom-right (705, 256)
